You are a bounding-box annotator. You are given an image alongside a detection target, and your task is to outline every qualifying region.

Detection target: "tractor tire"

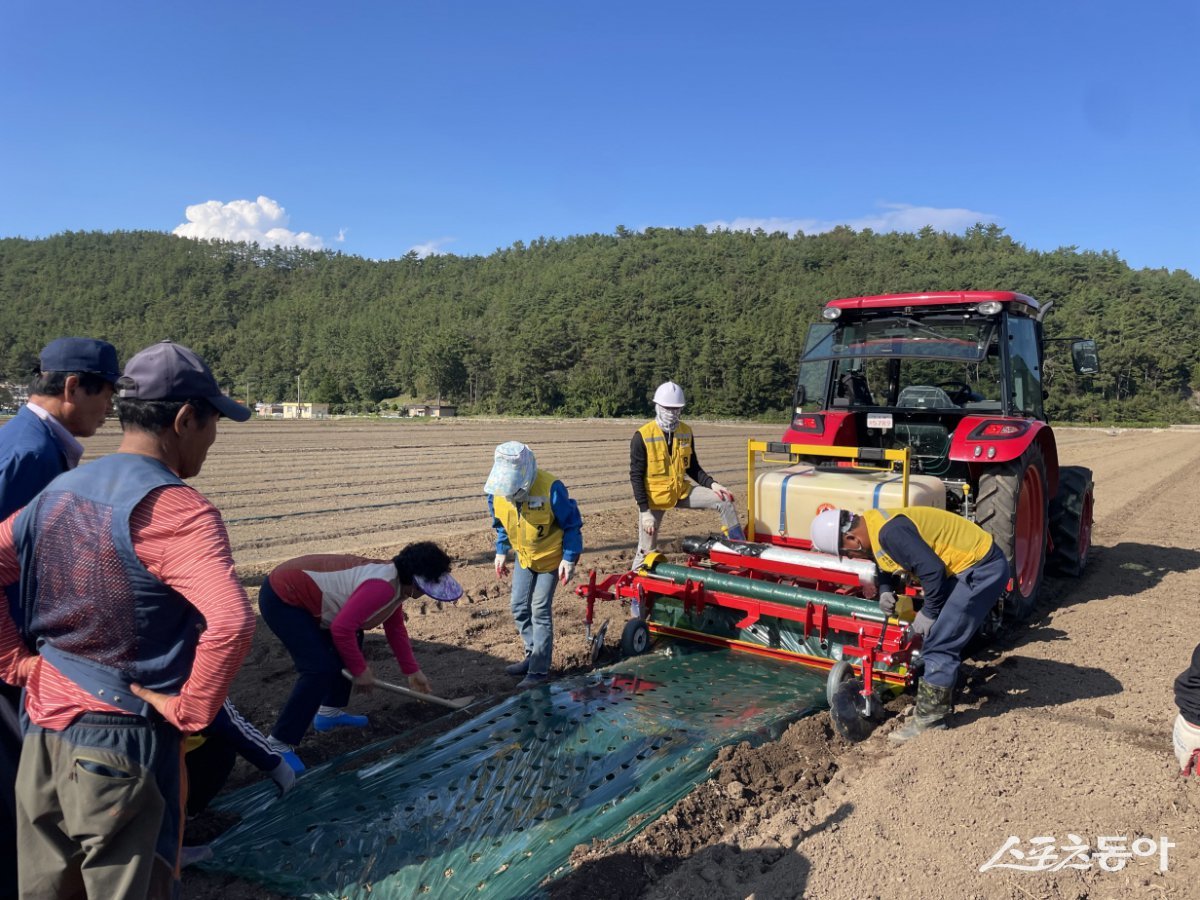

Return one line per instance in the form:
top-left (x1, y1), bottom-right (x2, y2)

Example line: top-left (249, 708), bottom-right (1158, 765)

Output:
top-left (1048, 466), bottom-right (1094, 577)
top-left (975, 443), bottom-right (1048, 624)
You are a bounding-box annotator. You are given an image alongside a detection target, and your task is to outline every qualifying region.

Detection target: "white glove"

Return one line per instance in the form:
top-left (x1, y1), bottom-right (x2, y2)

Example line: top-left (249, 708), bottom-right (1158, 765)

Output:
top-left (270, 757), bottom-right (296, 797)
top-left (558, 559), bottom-right (576, 585)
top-left (878, 590), bottom-right (898, 616)
top-left (1174, 713), bottom-right (1200, 773)
top-left (711, 482), bottom-right (735, 503)
top-left (639, 510), bottom-right (657, 537)
top-left (494, 553), bottom-right (510, 578)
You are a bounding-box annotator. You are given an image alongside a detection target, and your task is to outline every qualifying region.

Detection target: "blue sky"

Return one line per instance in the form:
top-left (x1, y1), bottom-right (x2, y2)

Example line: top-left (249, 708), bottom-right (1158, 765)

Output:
top-left (2, 1), bottom-right (1197, 273)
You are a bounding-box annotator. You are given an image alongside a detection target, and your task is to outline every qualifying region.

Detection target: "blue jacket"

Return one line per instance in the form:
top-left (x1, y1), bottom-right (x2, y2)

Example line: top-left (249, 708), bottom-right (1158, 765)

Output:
top-left (0, 406), bottom-right (70, 521)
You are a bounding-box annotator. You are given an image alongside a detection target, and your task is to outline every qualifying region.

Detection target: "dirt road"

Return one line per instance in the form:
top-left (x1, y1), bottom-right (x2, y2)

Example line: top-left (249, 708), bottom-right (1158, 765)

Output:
top-left (75, 419), bottom-right (1199, 899)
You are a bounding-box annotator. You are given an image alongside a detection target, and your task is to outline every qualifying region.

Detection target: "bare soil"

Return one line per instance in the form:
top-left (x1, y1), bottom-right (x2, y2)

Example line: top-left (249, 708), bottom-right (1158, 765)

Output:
top-left (79, 419), bottom-right (1200, 899)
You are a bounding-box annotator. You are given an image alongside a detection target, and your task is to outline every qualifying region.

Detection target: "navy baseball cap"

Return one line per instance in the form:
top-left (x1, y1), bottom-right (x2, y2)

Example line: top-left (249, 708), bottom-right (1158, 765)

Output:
top-left (39, 338), bottom-right (120, 384)
top-left (117, 340), bottom-right (251, 422)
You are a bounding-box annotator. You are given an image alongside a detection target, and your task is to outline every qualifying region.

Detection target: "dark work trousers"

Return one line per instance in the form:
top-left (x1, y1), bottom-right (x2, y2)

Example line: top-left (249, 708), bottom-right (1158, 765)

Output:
top-left (919, 544), bottom-right (1010, 689)
top-left (0, 681), bottom-right (20, 900)
top-left (258, 581), bottom-right (358, 747)
top-left (184, 736), bottom-right (237, 816)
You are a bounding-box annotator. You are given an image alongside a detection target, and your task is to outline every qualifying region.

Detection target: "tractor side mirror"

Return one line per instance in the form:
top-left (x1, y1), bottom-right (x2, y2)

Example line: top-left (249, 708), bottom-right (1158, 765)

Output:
top-left (794, 385), bottom-right (807, 406)
top-left (1071, 339), bottom-right (1100, 376)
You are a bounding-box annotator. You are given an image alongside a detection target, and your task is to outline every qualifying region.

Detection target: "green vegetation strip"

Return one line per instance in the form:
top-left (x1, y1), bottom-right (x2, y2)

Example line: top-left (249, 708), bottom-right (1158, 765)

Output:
top-left (204, 647), bottom-right (826, 899)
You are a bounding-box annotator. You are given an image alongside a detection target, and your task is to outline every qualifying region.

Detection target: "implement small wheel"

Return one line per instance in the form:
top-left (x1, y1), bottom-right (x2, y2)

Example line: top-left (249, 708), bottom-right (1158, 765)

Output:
top-left (620, 619), bottom-right (650, 657)
top-left (825, 660), bottom-right (878, 742)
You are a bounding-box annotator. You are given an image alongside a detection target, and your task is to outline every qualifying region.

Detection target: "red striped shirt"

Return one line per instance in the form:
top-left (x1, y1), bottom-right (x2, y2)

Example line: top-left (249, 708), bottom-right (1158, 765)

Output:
top-left (0, 483), bottom-right (253, 732)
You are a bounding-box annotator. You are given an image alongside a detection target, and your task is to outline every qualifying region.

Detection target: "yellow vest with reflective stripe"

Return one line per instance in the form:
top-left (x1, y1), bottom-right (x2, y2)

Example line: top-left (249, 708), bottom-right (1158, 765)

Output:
top-left (493, 469), bottom-right (564, 573)
top-left (863, 507), bottom-right (994, 577)
top-left (639, 421), bottom-right (694, 510)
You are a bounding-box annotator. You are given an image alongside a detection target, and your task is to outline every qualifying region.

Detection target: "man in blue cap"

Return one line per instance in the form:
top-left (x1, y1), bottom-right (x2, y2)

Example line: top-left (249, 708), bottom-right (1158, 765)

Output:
top-left (0, 339), bottom-right (254, 899)
top-left (0, 336), bottom-right (119, 900)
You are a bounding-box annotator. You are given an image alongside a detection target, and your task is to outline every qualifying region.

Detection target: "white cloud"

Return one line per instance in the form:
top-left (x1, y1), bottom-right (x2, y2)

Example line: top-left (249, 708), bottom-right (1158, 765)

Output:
top-left (407, 237), bottom-right (456, 258)
top-left (173, 196), bottom-right (324, 249)
top-left (704, 203), bottom-right (999, 238)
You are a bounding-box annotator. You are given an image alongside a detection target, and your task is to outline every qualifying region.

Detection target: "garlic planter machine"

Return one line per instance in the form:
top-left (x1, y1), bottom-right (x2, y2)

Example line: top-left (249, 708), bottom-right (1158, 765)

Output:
top-left (577, 441), bottom-right (928, 741)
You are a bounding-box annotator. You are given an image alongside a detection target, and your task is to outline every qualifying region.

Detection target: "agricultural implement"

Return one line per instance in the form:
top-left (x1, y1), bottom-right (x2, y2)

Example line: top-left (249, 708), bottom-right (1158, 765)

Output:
top-left (578, 291), bottom-right (1099, 740)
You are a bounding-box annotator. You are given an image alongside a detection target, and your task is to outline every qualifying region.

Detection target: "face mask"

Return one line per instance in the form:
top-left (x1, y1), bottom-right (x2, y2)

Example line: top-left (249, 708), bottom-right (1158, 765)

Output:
top-left (656, 404), bottom-right (681, 432)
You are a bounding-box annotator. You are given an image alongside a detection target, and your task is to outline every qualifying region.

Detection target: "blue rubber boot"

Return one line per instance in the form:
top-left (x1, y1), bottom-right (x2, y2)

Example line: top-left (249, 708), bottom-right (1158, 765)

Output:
top-left (313, 710), bottom-right (370, 732)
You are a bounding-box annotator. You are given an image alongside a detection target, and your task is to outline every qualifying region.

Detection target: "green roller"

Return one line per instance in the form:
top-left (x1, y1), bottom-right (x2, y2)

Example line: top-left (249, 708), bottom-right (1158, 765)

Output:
top-left (648, 561), bottom-right (887, 623)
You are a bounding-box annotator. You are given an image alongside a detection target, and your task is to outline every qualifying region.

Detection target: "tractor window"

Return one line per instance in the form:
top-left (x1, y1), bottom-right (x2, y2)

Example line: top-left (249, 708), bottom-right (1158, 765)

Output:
top-left (795, 324), bottom-right (835, 410)
top-left (1006, 317), bottom-right (1044, 418)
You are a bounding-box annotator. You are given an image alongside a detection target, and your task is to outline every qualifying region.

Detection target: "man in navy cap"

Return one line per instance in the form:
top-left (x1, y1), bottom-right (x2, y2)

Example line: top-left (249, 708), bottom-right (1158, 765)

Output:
top-left (0, 340), bottom-right (254, 899)
top-left (0, 337), bottom-right (120, 520)
top-left (0, 336), bottom-right (119, 900)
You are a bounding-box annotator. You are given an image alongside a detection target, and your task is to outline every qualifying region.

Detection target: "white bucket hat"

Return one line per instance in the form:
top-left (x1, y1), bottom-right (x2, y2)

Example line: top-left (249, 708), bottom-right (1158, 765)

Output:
top-left (484, 441), bottom-right (537, 498)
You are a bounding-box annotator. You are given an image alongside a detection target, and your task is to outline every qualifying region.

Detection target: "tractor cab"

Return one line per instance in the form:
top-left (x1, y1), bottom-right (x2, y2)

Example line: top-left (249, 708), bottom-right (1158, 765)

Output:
top-left (784, 292), bottom-right (1097, 493)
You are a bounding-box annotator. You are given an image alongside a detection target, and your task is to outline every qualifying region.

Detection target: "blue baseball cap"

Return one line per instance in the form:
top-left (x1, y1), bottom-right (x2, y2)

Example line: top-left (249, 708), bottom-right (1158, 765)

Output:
top-left (39, 338), bottom-right (120, 384)
top-left (117, 340), bottom-right (251, 422)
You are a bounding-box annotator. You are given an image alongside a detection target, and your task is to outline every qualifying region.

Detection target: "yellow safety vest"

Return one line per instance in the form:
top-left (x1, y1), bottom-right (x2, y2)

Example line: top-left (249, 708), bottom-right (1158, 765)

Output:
top-left (638, 420), bottom-right (694, 510)
top-left (863, 507), bottom-right (994, 577)
top-left (493, 469), bottom-right (564, 574)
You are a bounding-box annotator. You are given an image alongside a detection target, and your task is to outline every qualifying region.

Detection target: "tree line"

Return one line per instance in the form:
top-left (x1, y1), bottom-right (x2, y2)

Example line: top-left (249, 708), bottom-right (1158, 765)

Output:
top-left (0, 225), bottom-right (1196, 423)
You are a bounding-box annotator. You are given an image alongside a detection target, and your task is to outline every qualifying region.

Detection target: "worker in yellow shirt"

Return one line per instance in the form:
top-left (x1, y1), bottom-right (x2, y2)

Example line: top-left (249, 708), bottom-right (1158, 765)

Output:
top-left (810, 505), bottom-right (1008, 741)
top-left (630, 381), bottom-right (743, 569)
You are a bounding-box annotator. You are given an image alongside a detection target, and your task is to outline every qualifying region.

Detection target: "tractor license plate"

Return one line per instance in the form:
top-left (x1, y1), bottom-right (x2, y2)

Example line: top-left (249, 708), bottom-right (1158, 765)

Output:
top-left (867, 414), bottom-right (893, 430)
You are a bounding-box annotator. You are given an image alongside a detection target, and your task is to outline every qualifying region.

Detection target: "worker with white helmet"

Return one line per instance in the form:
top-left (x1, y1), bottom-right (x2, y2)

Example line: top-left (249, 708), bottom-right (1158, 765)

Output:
top-left (810, 505), bottom-right (1007, 742)
top-left (630, 381), bottom-right (744, 570)
top-left (487, 442), bottom-right (583, 688)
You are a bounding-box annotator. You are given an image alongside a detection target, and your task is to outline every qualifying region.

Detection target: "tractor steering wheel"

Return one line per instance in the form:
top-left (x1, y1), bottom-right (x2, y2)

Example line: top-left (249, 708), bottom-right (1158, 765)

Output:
top-left (937, 381), bottom-right (974, 405)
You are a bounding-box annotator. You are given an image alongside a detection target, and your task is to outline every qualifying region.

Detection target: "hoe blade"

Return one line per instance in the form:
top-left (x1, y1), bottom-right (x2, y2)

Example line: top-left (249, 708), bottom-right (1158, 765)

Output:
top-left (589, 619), bottom-right (609, 667)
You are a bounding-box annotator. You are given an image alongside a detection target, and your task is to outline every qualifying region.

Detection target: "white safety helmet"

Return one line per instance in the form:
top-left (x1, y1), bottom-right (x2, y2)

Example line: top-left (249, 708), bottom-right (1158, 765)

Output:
top-left (810, 508), bottom-right (846, 556)
top-left (652, 381), bottom-right (686, 408)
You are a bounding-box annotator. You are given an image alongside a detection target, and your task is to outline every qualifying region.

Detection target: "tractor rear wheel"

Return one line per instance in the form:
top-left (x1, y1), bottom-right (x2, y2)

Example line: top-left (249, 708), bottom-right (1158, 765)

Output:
top-left (1048, 466), bottom-right (1094, 577)
top-left (975, 444), bottom-right (1048, 623)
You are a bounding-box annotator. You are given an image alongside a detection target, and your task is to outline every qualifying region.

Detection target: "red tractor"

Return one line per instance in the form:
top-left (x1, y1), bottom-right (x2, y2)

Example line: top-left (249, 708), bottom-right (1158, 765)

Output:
top-left (781, 290), bottom-right (1098, 623)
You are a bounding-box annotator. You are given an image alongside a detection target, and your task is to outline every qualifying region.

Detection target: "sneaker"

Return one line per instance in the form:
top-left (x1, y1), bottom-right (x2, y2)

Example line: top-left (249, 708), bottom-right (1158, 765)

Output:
top-left (505, 658), bottom-right (529, 677)
top-left (313, 711), bottom-right (369, 732)
top-left (180, 844), bottom-right (214, 868)
top-left (517, 673), bottom-right (550, 689)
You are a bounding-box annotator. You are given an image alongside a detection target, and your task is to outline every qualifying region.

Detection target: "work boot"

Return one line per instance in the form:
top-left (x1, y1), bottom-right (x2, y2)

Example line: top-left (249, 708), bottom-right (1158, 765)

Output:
top-left (313, 710), bottom-right (369, 732)
top-left (888, 679), bottom-right (952, 743)
top-left (505, 658), bottom-right (529, 677)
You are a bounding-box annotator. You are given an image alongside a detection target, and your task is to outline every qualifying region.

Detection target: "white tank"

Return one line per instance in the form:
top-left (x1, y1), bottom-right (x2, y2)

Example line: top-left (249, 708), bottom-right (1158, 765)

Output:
top-left (752, 464), bottom-right (946, 540)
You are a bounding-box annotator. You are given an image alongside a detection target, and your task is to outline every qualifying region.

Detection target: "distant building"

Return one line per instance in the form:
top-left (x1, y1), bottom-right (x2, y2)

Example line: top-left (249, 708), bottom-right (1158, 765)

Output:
top-left (256, 402), bottom-right (284, 417)
top-left (405, 403), bottom-right (457, 418)
top-left (281, 402), bottom-right (330, 419)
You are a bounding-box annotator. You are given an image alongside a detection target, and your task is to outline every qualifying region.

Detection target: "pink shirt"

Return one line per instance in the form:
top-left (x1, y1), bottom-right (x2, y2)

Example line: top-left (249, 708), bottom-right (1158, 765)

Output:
top-left (0, 484), bottom-right (254, 733)
top-left (268, 554), bottom-right (419, 676)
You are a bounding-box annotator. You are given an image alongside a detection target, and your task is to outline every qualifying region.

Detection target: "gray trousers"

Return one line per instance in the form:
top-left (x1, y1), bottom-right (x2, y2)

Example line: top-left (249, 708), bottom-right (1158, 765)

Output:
top-left (16, 713), bottom-right (182, 900)
top-left (633, 485), bottom-right (742, 569)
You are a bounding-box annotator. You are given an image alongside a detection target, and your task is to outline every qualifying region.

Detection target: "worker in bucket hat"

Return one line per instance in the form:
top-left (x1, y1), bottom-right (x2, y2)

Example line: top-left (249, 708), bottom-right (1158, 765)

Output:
top-left (810, 506), bottom-right (1007, 741)
top-left (259, 541), bottom-right (462, 769)
top-left (486, 442), bottom-right (583, 688)
top-left (630, 380), bottom-right (744, 569)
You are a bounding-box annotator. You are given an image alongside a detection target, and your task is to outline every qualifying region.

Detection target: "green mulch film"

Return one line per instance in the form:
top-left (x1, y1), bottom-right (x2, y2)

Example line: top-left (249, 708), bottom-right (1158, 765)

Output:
top-left (202, 645), bottom-right (826, 899)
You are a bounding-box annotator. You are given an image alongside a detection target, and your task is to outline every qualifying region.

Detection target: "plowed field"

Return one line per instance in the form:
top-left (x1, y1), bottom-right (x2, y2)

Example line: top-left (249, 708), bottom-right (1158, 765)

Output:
top-left (76, 419), bottom-right (1200, 899)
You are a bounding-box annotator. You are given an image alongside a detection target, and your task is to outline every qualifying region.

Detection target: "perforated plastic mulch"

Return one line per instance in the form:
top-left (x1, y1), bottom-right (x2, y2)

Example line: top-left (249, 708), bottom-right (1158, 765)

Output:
top-left (204, 645), bottom-right (826, 899)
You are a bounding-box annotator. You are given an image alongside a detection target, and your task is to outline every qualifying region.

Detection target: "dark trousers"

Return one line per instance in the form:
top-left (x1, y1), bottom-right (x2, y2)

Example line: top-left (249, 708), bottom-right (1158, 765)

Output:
top-left (920, 544), bottom-right (1010, 689)
top-left (0, 682), bottom-right (20, 900)
top-left (259, 582), bottom-right (355, 746)
top-left (184, 736), bottom-right (236, 816)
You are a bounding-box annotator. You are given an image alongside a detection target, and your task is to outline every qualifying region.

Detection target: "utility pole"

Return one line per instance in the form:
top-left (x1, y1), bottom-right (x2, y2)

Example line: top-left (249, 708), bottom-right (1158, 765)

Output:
top-left (296, 375), bottom-right (301, 405)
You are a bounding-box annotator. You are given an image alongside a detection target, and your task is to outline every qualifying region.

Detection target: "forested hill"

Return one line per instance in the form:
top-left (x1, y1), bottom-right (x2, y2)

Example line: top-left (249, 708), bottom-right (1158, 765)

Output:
top-left (0, 226), bottom-right (1197, 423)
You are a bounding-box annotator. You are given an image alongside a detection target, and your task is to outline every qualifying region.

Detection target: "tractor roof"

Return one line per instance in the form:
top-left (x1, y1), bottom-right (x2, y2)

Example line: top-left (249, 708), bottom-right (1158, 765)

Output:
top-left (826, 290), bottom-right (1039, 313)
